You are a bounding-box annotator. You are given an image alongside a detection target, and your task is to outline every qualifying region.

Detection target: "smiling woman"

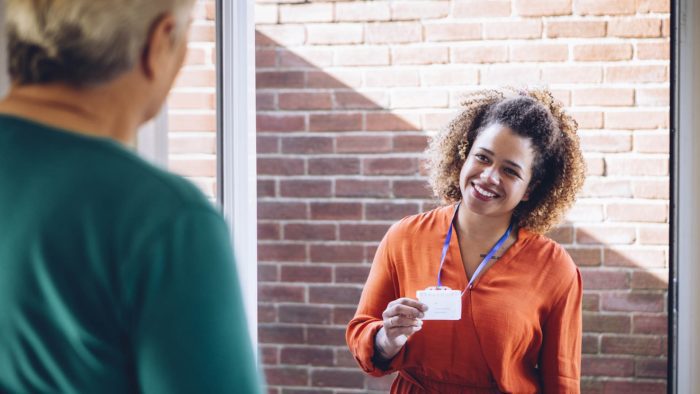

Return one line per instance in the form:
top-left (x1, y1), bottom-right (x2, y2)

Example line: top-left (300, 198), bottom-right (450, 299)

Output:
top-left (346, 87), bottom-right (587, 393)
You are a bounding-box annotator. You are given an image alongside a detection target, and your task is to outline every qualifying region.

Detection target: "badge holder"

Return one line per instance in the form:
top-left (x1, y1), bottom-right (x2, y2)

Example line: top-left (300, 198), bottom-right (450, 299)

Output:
top-left (417, 286), bottom-right (462, 320)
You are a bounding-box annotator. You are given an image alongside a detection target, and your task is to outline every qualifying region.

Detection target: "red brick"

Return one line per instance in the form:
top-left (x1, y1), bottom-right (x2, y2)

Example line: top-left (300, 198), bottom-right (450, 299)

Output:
top-left (175, 68), bottom-right (215, 87)
top-left (309, 285), bottom-right (364, 304)
top-left (335, 47), bottom-right (390, 66)
top-left (605, 65), bottom-right (667, 83)
top-left (335, 348), bottom-right (359, 367)
top-left (258, 304), bottom-right (276, 324)
top-left (582, 334), bottom-right (599, 353)
top-left (366, 112), bottom-right (421, 131)
top-left (578, 132), bottom-right (632, 153)
top-left (257, 71), bottom-right (305, 88)
top-left (637, 41), bottom-right (670, 60)
top-left (259, 284), bottom-right (306, 303)
top-left (279, 48), bottom-right (334, 68)
top-left (280, 347), bottom-right (334, 366)
top-left (255, 26), bottom-right (306, 47)
top-left (256, 92), bottom-right (276, 110)
top-left (258, 264), bottom-right (279, 282)
top-left (281, 265), bottom-right (333, 283)
top-left (583, 293), bottom-right (600, 311)
top-left (258, 179), bottom-right (276, 198)
top-left (257, 114), bottom-right (305, 132)
top-left (189, 22), bottom-right (215, 42)
top-left (639, 225), bottom-right (669, 245)
top-left (662, 18), bottom-right (670, 36)
top-left (605, 157), bottom-right (668, 176)
top-left (393, 180), bottom-right (433, 198)
top-left (391, 1), bottom-right (450, 20)
top-left (576, 0), bottom-right (636, 15)
top-left (451, 45), bottom-right (508, 64)
top-left (257, 158), bottom-right (304, 176)
top-left (279, 92), bottom-right (332, 110)
top-left (607, 202), bottom-right (667, 223)
top-left (336, 135), bottom-right (392, 153)
top-left (259, 345), bottom-right (278, 366)
top-left (636, 358), bottom-right (667, 378)
top-left (307, 23), bottom-right (364, 45)
top-left (392, 46), bottom-right (449, 65)
top-left (393, 134), bottom-right (429, 152)
top-left (279, 304), bottom-right (332, 324)
top-left (310, 113), bottom-right (362, 132)
top-left (424, 22), bottom-right (482, 42)
top-left (309, 158), bottom-right (361, 175)
top-left (604, 248), bottom-right (666, 268)
top-left (281, 136), bottom-right (333, 154)
top-left (574, 44), bottom-right (633, 61)
top-left (334, 91), bottom-right (386, 110)
top-left (603, 381), bottom-right (666, 394)
top-left (547, 226), bottom-right (574, 244)
top-left (169, 157), bottom-right (215, 177)
top-left (310, 244), bottom-right (365, 263)
top-left (481, 66), bottom-right (540, 85)
top-left (515, 0), bottom-right (572, 16)
top-left (566, 247), bottom-right (602, 267)
top-left (636, 87), bottom-right (670, 106)
top-left (258, 243), bottom-right (307, 262)
top-left (306, 70), bottom-right (363, 88)
top-left (631, 270), bottom-right (668, 289)
top-left (284, 223), bottom-right (336, 241)
top-left (584, 155), bottom-right (605, 176)
top-left (601, 292), bottom-right (665, 313)
top-left (581, 178), bottom-right (632, 198)
top-left (366, 22), bottom-right (421, 44)
top-left (632, 180), bottom-right (670, 199)
top-left (280, 180), bottom-right (332, 198)
top-left (541, 65), bottom-right (602, 84)
top-left (582, 356), bottom-right (634, 377)
top-left (337, 179), bottom-right (392, 198)
top-left (580, 270), bottom-right (630, 290)
top-left (630, 129), bottom-right (673, 153)
top-left (168, 113), bottom-right (215, 132)
top-left (633, 314), bottom-right (667, 334)
top-left (583, 313), bottom-right (631, 333)
top-left (573, 88), bottom-right (635, 107)
top-left (310, 202), bottom-right (363, 220)
top-left (423, 111), bottom-right (458, 130)
top-left (169, 134), bottom-right (215, 154)
top-left (279, 3), bottom-right (333, 23)
top-left (510, 43), bottom-right (568, 62)
top-left (452, 1), bottom-right (512, 17)
top-left (258, 201), bottom-right (307, 220)
top-left (608, 18), bottom-right (662, 38)
top-left (339, 223), bottom-right (391, 242)
top-left (365, 68), bottom-right (420, 87)
top-left (576, 226), bottom-right (636, 245)
top-left (335, 265), bottom-right (372, 284)
top-left (259, 325), bottom-right (305, 345)
top-left (168, 91), bottom-right (215, 110)
top-left (259, 222), bottom-right (281, 240)
top-left (483, 20), bottom-right (542, 39)
top-left (546, 20), bottom-right (606, 38)
top-left (637, 0), bottom-right (670, 12)
top-left (311, 370), bottom-right (365, 388)
top-left (264, 367), bottom-right (308, 386)
top-left (184, 46), bottom-right (208, 66)
top-left (335, 2), bottom-right (391, 22)
top-left (363, 157), bottom-right (418, 175)
top-left (601, 334), bottom-right (663, 356)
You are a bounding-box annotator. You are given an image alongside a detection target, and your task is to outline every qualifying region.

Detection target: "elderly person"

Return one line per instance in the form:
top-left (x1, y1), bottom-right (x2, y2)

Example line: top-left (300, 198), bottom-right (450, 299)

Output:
top-left (0, 1), bottom-right (262, 393)
top-left (347, 88), bottom-right (586, 393)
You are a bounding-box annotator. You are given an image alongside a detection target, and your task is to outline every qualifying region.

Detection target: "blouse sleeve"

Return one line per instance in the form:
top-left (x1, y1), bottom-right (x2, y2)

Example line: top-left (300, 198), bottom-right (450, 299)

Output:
top-left (539, 267), bottom-right (583, 394)
top-left (345, 224), bottom-right (408, 376)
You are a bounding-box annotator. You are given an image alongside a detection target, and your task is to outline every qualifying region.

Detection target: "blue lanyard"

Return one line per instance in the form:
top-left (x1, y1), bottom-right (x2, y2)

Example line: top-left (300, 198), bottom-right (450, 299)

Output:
top-left (436, 204), bottom-right (513, 291)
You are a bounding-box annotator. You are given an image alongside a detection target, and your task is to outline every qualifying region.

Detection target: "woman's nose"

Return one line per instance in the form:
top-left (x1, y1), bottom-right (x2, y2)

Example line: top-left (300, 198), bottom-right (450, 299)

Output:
top-left (480, 166), bottom-right (500, 184)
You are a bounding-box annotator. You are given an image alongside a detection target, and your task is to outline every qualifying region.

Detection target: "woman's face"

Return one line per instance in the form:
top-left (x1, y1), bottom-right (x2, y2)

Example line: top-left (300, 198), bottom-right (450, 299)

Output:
top-left (459, 123), bottom-right (536, 220)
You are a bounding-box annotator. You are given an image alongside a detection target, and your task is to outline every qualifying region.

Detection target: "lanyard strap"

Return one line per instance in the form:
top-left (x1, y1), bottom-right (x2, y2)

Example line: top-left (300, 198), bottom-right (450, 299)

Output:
top-left (436, 203), bottom-right (513, 290)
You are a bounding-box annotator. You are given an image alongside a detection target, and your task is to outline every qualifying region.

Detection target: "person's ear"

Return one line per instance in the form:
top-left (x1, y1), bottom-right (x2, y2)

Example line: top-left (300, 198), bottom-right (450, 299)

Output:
top-left (140, 13), bottom-right (178, 80)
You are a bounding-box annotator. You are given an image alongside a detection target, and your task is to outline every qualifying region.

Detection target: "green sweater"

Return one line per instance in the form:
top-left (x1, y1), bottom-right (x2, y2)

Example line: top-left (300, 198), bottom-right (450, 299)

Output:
top-left (0, 115), bottom-right (263, 393)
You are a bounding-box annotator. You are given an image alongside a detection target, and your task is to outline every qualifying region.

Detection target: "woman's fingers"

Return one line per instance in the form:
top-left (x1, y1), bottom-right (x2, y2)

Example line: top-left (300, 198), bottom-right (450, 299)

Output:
top-left (383, 301), bottom-right (428, 320)
top-left (387, 298), bottom-right (428, 313)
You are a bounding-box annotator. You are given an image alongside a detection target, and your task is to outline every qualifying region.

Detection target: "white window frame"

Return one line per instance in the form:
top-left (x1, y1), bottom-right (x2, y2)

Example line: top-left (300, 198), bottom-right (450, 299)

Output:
top-left (136, 108), bottom-right (169, 166)
top-left (674, 0), bottom-right (700, 391)
top-left (217, 0), bottom-right (258, 351)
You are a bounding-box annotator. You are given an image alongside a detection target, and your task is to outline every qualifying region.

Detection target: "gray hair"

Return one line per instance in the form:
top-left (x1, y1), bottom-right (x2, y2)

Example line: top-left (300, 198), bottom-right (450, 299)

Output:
top-left (5, 0), bottom-right (196, 87)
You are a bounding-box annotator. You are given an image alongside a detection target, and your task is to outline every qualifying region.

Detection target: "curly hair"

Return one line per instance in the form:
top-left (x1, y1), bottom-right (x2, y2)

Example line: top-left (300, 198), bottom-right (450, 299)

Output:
top-left (426, 87), bottom-right (586, 234)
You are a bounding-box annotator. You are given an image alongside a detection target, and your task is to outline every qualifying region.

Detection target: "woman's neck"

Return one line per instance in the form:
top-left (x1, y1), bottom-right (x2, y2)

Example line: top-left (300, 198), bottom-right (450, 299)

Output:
top-left (455, 201), bottom-right (514, 245)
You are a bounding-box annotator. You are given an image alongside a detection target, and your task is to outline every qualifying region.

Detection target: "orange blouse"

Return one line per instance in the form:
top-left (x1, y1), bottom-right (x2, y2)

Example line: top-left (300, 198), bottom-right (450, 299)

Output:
top-left (346, 206), bottom-right (582, 393)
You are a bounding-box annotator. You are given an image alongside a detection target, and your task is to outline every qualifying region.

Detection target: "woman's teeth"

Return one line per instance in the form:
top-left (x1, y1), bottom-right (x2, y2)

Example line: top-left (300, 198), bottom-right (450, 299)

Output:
top-left (474, 184), bottom-right (496, 198)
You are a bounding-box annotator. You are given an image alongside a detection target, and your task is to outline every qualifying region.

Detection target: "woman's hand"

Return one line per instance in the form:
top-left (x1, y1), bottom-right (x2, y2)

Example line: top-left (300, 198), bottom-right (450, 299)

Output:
top-left (374, 298), bottom-right (428, 361)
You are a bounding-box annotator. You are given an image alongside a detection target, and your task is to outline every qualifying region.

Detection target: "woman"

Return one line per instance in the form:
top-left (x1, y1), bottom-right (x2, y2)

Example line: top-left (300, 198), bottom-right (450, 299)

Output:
top-left (346, 88), bottom-right (586, 393)
top-left (0, 1), bottom-right (262, 393)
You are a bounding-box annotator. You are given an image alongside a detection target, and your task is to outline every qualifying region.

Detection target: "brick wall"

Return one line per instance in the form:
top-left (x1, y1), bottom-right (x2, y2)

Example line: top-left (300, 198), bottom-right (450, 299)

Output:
top-left (172, 0), bottom-right (670, 392)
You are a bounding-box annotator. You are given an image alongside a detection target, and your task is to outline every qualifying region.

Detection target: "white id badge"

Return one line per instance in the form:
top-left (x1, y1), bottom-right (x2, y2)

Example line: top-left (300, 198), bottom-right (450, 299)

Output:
top-left (416, 287), bottom-right (462, 320)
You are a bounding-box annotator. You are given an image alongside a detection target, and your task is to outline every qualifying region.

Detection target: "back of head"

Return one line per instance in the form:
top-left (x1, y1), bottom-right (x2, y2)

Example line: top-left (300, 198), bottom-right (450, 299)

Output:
top-left (5, 0), bottom-right (195, 87)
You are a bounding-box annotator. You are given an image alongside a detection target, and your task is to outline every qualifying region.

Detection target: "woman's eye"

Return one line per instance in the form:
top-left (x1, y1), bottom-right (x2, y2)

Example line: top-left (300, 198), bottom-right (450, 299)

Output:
top-left (475, 154), bottom-right (489, 162)
top-left (504, 168), bottom-right (521, 178)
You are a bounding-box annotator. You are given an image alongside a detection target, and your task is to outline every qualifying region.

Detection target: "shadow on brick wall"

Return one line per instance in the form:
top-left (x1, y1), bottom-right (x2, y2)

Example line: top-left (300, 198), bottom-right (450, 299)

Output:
top-left (255, 32), bottom-right (668, 394)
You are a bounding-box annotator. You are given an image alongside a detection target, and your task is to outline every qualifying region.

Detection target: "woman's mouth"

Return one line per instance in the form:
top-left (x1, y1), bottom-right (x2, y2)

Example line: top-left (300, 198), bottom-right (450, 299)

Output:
top-left (471, 182), bottom-right (500, 201)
